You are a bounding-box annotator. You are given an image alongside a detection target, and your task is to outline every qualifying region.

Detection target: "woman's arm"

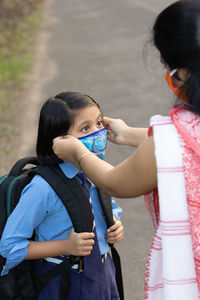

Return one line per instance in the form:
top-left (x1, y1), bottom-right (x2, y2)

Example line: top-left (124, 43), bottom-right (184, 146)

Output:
top-left (53, 135), bottom-right (157, 198)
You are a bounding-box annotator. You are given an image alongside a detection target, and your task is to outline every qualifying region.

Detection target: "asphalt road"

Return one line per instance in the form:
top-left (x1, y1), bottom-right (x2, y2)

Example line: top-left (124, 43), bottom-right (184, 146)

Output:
top-left (18, 0), bottom-right (176, 299)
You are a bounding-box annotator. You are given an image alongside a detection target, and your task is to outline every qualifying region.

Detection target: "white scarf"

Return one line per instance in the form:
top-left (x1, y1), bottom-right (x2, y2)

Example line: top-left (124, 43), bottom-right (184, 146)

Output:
top-left (144, 115), bottom-right (199, 300)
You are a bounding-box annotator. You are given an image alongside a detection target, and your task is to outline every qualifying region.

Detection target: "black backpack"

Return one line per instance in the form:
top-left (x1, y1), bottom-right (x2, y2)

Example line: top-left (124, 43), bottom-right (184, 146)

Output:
top-left (0, 157), bottom-right (124, 300)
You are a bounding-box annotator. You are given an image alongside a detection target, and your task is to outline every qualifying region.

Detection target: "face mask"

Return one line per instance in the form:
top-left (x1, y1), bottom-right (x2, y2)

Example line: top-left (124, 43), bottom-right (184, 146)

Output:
top-left (78, 127), bottom-right (107, 160)
top-left (165, 69), bottom-right (187, 102)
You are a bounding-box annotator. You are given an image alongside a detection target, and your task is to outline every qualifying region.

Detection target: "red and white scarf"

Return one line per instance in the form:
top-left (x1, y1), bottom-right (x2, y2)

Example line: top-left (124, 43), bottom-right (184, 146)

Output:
top-left (144, 107), bottom-right (200, 300)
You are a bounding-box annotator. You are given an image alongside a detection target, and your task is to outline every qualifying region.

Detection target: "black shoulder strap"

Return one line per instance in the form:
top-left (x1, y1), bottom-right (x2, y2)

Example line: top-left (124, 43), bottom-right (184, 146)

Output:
top-left (97, 188), bottom-right (114, 228)
top-left (110, 246), bottom-right (124, 300)
top-left (9, 156), bottom-right (39, 177)
top-left (97, 188), bottom-right (124, 300)
top-left (31, 165), bottom-right (94, 233)
top-left (30, 165), bottom-right (94, 299)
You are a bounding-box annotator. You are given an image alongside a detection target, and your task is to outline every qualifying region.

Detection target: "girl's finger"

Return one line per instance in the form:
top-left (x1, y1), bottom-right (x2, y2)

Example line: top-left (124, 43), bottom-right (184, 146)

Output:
top-left (107, 221), bottom-right (122, 232)
top-left (107, 226), bottom-right (124, 238)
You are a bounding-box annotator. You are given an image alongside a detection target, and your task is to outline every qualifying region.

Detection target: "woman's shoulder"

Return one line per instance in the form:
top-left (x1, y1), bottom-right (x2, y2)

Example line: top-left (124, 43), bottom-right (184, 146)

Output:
top-left (150, 114), bottom-right (171, 127)
top-left (147, 115), bottom-right (171, 138)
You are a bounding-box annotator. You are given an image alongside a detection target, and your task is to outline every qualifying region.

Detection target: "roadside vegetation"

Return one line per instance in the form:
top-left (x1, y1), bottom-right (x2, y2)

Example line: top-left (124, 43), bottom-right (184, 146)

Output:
top-left (0, 0), bottom-right (44, 174)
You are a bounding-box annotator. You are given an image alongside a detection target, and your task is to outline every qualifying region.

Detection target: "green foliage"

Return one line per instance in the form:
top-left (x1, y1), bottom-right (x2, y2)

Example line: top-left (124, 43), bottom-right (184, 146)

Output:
top-left (0, 1), bottom-right (44, 174)
top-left (0, 5), bottom-right (42, 87)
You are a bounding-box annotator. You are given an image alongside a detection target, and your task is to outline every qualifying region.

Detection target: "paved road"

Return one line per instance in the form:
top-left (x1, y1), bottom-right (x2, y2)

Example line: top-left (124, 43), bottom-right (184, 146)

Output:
top-left (19, 0), bottom-right (175, 299)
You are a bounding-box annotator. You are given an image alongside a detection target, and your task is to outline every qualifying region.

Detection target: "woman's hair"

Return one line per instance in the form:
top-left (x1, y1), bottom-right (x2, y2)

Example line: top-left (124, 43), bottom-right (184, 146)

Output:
top-left (153, 0), bottom-right (200, 113)
top-left (36, 91), bottom-right (99, 165)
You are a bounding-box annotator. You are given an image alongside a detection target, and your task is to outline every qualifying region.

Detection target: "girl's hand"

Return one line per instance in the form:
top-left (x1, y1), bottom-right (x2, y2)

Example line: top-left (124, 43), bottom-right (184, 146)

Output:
top-left (65, 229), bottom-right (95, 256)
top-left (26, 230), bottom-right (95, 259)
top-left (53, 135), bottom-right (89, 167)
top-left (103, 117), bottom-right (130, 145)
top-left (106, 217), bottom-right (124, 244)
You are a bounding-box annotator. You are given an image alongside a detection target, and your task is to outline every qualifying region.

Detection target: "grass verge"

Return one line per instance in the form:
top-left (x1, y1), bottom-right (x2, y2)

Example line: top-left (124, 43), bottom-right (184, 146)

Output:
top-left (0, 1), bottom-right (44, 175)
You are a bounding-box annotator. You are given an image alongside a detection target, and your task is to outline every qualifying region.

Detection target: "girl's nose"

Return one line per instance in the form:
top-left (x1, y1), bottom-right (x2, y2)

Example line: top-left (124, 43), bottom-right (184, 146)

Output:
top-left (91, 125), bottom-right (99, 133)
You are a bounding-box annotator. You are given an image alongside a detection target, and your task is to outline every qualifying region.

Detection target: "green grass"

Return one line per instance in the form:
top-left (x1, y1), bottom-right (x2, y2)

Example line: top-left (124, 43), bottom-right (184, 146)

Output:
top-left (0, 5), bottom-right (43, 87)
top-left (0, 54), bottom-right (31, 85)
top-left (0, 1), bottom-right (44, 173)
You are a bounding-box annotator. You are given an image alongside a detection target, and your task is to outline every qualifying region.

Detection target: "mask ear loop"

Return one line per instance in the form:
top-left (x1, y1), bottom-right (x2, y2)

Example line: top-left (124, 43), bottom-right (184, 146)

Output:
top-left (170, 69), bottom-right (183, 81)
top-left (170, 69), bottom-right (178, 77)
top-left (170, 68), bottom-right (189, 82)
top-left (167, 68), bottom-right (188, 103)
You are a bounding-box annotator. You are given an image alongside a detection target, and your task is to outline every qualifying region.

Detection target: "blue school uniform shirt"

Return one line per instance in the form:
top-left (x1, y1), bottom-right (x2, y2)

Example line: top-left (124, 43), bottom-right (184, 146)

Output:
top-left (0, 162), bottom-right (122, 276)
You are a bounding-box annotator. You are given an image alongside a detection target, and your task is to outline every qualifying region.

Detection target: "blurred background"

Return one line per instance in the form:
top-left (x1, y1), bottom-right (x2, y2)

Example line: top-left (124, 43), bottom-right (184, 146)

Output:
top-left (0, 0), bottom-right (175, 299)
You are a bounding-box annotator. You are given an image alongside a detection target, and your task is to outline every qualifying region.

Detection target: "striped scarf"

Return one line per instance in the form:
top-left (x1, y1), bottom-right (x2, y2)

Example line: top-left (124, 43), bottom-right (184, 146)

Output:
top-left (144, 107), bottom-right (200, 300)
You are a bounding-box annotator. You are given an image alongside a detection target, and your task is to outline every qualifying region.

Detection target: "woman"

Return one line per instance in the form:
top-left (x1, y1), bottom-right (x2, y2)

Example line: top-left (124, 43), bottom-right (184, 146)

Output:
top-left (53, 1), bottom-right (200, 300)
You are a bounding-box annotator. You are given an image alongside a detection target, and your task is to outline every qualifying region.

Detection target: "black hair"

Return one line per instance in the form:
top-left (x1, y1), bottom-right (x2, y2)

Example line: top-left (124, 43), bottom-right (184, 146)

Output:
top-left (153, 0), bottom-right (200, 113)
top-left (36, 91), bottom-right (99, 165)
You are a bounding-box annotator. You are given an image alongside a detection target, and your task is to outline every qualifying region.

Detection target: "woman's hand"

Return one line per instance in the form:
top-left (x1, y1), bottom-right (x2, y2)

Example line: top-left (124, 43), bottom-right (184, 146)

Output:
top-left (106, 216), bottom-right (124, 244)
top-left (103, 116), bottom-right (148, 147)
top-left (64, 229), bottom-right (95, 256)
top-left (103, 117), bottom-right (131, 145)
top-left (53, 135), bottom-right (89, 167)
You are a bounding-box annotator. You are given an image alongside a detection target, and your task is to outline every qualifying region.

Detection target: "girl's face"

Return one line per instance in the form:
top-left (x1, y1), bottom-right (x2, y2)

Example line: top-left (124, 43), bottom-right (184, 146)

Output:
top-left (68, 105), bottom-right (104, 138)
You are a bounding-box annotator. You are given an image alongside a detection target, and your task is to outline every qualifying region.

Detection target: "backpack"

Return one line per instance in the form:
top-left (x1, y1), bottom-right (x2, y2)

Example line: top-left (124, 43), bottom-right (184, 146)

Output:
top-left (0, 156), bottom-right (124, 300)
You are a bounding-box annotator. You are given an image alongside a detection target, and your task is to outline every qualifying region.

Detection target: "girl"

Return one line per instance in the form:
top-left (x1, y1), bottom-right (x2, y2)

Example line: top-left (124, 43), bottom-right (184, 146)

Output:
top-left (53, 2), bottom-right (200, 300)
top-left (0, 91), bottom-right (123, 300)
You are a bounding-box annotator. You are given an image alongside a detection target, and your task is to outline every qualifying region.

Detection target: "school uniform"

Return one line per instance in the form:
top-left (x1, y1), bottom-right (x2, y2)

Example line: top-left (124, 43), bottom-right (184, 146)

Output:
top-left (0, 162), bottom-right (122, 299)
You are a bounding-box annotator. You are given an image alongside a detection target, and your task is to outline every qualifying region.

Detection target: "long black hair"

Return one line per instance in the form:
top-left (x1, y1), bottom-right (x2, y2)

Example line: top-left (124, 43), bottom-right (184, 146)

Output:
top-left (36, 91), bottom-right (99, 165)
top-left (153, 0), bottom-right (200, 113)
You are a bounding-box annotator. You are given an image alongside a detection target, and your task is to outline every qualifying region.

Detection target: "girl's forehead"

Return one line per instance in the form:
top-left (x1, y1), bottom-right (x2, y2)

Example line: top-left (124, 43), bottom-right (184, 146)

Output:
top-left (70, 105), bottom-right (102, 130)
top-left (74, 105), bottom-right (101, 118)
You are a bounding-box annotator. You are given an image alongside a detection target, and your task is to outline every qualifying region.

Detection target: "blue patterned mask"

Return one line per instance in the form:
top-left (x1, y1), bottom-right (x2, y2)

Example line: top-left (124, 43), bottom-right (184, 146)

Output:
top-left (78, 127), bottom-right (107, 160)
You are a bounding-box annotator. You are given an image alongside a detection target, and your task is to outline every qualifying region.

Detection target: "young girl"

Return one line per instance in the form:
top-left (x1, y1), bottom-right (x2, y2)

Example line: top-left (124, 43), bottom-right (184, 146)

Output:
top-left (0, 91), bottom-right (123, 300)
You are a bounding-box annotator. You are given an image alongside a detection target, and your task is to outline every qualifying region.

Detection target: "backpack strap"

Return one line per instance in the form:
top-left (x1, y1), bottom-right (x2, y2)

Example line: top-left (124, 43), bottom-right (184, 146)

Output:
top-left (31, 165), bottom-right (94, 233)
top-left (9, 157), bottom-right (39, 177)
top-left (110, 246), bottom-right (124, 300)
top-left (97, 189), bottom-right (114, 228)
top-left (34, 256), bottom-right (80, 300)
top-left (97, 188), bottom-right (124, 300)
top-left (30, 165), bottom-right (94, 299)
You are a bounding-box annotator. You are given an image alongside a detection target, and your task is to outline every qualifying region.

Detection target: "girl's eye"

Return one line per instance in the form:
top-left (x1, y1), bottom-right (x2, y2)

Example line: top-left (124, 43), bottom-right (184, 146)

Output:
top-left (81, 126), bottom-right (89, 132)
top-left (97, 120), bottom-right (103, 127)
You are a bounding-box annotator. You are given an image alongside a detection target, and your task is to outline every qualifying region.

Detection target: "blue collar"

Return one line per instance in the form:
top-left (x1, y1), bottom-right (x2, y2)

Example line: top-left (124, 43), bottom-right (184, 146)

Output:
top-left (59, 162), bottom-right (79, 179)
top-left (59, 162), bottom-right (94, 186)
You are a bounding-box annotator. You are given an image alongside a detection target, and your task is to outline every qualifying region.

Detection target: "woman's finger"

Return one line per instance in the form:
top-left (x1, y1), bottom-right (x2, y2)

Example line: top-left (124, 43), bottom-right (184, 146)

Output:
top-left (103, 116), bottom-right (113, 125)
